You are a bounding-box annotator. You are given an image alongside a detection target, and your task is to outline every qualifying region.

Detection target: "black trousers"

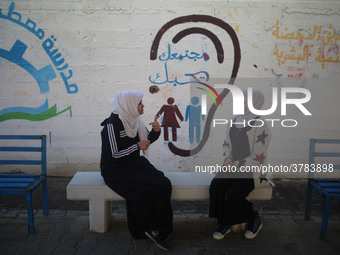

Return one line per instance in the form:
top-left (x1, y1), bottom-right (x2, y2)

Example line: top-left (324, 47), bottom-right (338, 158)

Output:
top-left (209, 177), bottom-right (256, 225)
top-left (102, 156), bottom-right (173, 239)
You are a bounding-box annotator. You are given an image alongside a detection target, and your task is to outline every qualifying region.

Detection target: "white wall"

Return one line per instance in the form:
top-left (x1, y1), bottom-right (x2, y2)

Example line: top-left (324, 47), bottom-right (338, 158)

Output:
top-left (1, 0), bottom-right (340, 178)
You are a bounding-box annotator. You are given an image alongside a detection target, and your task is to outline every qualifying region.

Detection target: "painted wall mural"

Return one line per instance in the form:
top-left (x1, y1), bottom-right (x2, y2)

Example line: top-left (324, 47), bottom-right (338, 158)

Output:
top-left (0, 0), bottom-right (339, 175)
top-left (271, 20), bottom-right (340, 79)
top-left (149, 15), bottom-right (340, 157)
top-left (0, 1), bottom-right (78, 122)
top-left (149, 14), bottom-right (241, 157)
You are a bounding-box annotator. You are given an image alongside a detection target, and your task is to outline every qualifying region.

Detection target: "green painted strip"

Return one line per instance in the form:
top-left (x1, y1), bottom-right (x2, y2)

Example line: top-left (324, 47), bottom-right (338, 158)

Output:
top-left (0, 105), bottom-right (72, 122)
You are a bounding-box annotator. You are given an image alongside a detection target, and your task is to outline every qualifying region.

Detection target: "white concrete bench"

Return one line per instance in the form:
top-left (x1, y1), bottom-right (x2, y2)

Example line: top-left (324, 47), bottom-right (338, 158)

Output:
top-left (66, 171), bottom-right (272, 233)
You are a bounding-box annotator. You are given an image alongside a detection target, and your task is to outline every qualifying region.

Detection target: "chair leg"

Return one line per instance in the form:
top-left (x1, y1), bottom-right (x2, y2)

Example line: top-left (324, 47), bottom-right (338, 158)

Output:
top-left (42, 178), bottom-right (49, 215)
top-left (26, 192), bottom-right (35, 234)
top-left (305, 182), bottom-right (313, 220)
top-left (320, 195), bottom-right (330, 240)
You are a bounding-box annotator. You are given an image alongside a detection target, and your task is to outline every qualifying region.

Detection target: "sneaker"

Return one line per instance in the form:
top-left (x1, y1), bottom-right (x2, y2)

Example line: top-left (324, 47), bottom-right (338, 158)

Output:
top-left (213, 224), bottom-right (231, 240)
top-left (145, 230), bottom-right (169, 251)
top-left (159, 231), bottom-right (172, 241)
top-left (244, 212), bottom-right (263, 239)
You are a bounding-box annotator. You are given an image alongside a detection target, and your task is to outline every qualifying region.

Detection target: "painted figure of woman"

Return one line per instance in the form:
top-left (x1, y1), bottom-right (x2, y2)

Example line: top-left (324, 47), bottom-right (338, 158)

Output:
top-left (156, 97), bottom-right (184, 142)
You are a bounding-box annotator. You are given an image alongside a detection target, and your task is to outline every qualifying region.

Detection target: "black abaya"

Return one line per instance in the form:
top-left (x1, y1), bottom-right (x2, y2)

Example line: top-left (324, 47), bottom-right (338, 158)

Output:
top-left (100, 113), bottom-right (173, 239)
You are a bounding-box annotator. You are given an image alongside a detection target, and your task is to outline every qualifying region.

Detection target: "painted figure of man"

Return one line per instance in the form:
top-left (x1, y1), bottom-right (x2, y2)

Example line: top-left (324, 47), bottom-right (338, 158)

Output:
top-left (185, 96), bottom-right (205, 144)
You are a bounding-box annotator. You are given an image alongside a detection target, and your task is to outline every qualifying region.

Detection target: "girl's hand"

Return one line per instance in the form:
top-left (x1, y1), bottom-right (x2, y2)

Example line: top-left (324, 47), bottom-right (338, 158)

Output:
top-left (149, 116), bottom-right (161, 132)
top-left (224, 157), bottom-right (233, 167)
top-left (138, 140), bottom-right (150, 150)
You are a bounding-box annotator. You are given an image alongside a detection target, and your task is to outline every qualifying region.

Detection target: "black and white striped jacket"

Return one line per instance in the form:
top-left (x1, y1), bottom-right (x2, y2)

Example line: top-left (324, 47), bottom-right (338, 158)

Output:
top-left (100, 113), bottom-right (160, 171)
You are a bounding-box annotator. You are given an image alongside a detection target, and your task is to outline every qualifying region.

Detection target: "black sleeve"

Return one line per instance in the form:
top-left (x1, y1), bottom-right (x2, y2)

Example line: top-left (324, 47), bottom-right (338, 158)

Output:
top-left (148, 128), bottom-right (161, 144)
top-left (106, 122), bottom-right (139, 159)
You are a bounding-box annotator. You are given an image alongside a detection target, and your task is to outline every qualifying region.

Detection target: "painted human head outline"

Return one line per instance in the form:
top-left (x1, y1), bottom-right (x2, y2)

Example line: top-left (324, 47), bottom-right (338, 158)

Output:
top-left (167, 97), bottom-right (174, 105)
top-left (191, 96), bottom-right (199, 105)
top-left (149, 14), bottom-right (241, 156)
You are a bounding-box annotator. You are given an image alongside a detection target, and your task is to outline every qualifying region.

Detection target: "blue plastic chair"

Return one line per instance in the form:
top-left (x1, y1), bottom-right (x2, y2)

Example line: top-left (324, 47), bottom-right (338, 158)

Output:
top-left (305, 138), bottom-right (340, 240)
top-left (0, 135), bottom-right (49, 233)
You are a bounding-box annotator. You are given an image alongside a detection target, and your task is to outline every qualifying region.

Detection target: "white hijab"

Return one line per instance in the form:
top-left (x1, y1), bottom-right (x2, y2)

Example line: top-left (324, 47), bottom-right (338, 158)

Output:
top-left (112, 90), bottom-right (148, 141)
top-left (233, 88), bottom-right (264, 128)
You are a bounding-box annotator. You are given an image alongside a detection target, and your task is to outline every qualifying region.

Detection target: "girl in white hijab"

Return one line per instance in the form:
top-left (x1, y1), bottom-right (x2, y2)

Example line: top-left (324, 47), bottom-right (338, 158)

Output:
top-left (112, 90), bottom-right (149, 141)
top-left (209, 87), bottom-right (272, 242)
top-left (100, 90), bottom-right (173, 251)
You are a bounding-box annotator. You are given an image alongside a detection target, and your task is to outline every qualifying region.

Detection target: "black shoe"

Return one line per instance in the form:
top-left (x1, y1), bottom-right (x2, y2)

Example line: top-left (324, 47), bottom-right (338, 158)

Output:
top-left (159, 231), bottom-right (172, 241)
top-left (244, 212), bottom-right (263, 239)
top-left (145, 230), bottom-right (169, 251)
top-left (213, 224), bottom-right (231, 240)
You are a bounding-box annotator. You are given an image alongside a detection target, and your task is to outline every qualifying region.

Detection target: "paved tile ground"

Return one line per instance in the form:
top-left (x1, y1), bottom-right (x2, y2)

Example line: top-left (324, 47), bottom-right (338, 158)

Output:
top-left (1, 177), bottom-right (340, 255)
